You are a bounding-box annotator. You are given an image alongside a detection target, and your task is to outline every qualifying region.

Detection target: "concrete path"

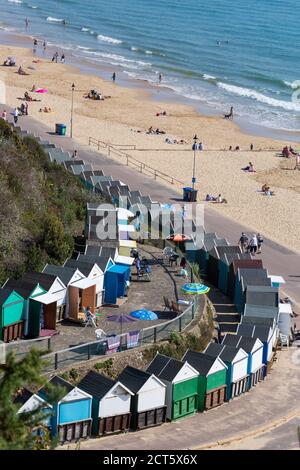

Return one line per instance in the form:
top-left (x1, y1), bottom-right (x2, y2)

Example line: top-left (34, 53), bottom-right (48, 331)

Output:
top-left (2, 108), bottom-right (299, 307)
top-left (62, 347), bottom-right (300, 450)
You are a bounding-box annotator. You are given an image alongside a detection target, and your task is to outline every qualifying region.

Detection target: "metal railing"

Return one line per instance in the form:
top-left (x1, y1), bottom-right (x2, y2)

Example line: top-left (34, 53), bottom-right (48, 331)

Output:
top-left (5, 335), bottom-right (52, 359)
top-left (41, 297), bottom-right (201, 373)
top-left (88, 137), bottom-right (184, 187)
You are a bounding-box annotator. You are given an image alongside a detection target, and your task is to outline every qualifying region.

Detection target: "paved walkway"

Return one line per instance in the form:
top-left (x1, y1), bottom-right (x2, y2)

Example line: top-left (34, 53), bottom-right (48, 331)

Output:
top-left (2, 107), bottom-right (300, 308)
top-left (62, 347), bottom-right (300, 450)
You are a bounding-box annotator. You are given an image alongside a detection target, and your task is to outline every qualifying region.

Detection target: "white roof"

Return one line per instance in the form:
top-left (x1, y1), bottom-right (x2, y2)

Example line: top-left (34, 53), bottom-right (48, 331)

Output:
top-left (33, 291), bottom-right (65, 306)
top-left (119, 240), bottom-right (137, 248)
top-left (115, 255), bottom-right (135, 266)
top-left (70, 278), bottom-right (97, 289)
top-left (279, 303), bottom-right (293, 314)
top-left (268, 275), bottom-right (285, 285)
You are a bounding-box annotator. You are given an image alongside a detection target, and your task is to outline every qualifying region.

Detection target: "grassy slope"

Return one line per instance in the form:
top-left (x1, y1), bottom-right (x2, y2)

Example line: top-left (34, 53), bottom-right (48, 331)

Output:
top-left (0, 119), bottom-right (105, 284)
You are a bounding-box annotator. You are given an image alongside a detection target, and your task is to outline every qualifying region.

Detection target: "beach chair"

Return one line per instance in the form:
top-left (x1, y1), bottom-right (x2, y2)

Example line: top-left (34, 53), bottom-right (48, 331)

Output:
top-left (84, 310), bottom-right (97, 328)
top-left (106, 335), bottom-right (121, 354)
top-left (126, 330), bottom-right (141, 349)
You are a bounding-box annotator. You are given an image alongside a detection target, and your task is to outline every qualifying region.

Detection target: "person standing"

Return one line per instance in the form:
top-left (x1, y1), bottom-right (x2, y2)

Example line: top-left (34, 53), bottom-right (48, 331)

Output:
top-left (33, 38), bottom-right (38, 54)
top-left (248, 233), bottom-right (258, 255)
top-left (199, 142), bottom-right (203, 151)
top-left (24, 102), bottom-right (29, 116)
top-left (158, 73), bottom-right (162, 84)
top-left (112, 72), bottom-right (116, 83)
top-left (13, 107), bottom-right (19, 125)
top-left (238, 232), bottom-right (249, 253)
top-left (61, 53), bottom-right (65, 63)
top-left (257, 233), bottom-right (263, 253)
top-left (43, 40), bottom-right (47, 54)
top-left (25, 18), bottom-right (29, 29)
top-left (294, 154), bottom-right (300, 170)
top-left (72, 149), bottom-right (78, 159)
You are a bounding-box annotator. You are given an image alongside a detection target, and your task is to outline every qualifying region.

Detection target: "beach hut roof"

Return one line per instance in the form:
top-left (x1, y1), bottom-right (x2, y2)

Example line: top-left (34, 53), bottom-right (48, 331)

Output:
top-left (222, 334), bottom-right (262, 353)
top-left (241, 315), bottom-right (275, 328)
top-left (252, 325), bottom-right (273, 342)
top-left (64, 258), bottom-right (103, 277)
top-left (78, 371), bottom-right (133, 400)
top-left (244, 304), bottom-right (279, 319)
top-left (232, 259), bottom-right (263, 273)
top-left (146, 353), bottom-right (198, 382)
top-left (23, 272), bottom-right (65, 292)
top-left (3, 278), bottom-right (42, 299)
top-left (205, 342), bottom-right (247, 363)
top-left (43, 265), bottom-right (84, 286)
top-left (14, 388), bottom-right (33, 406)
top-left (236, 324), bottom-right (255, 337)
top-left (182, 350), bottom-right (227, 375)
top-left (0, 288), bottom-right (23, 305)
top-left (117, 366), bottom-right (151, 393)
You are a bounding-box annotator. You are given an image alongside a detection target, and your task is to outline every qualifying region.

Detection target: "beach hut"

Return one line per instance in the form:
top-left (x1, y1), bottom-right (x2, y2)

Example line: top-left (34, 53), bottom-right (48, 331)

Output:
top-left (245, 285), bottom-right (279, 309)
top-left (65, 257), bottom-right (104, 307)
top-left (217, 247), bottom-right (243, 294)
top-left (227, 258), bottom-right (262, 301)
top-left (38, 376), bottom-right (92, 443)
top-left (206, 240), bottom-right (230, 286)
top-left (182, 350), bottom-right (227, 411)
top-left (78, 371), bottom-right (133, 437)
top-left (104, 264), bottom-right (131, 305)
top-left (205, 342), bottom-right (249, 400)
top-left (23, 272), bottom-right (67, 338)
top-left (237, 322), bottom-right (276, 374)
top-left (117, 366), bottom-right (167, 430)
top-left (234, 268), bottom-right (271, 314)
top-left (268, 275), bottom-right (285, 289)
top-left (278, 302), bottom-right (293, 339)
top-left (244, 304), bottom-right (280, 323)
top-left (193, 233), bottom-right (218, 275)
top-left (0, 288), bottom-right (25, 342)
top-left (3, 278), bottom-right (47, 337)
top-left (146, 354), bottom-right (199, 421)
top-left (222, 334), bottom-right (264, 388)
top-left (15, 388), bottom-right (53, 431)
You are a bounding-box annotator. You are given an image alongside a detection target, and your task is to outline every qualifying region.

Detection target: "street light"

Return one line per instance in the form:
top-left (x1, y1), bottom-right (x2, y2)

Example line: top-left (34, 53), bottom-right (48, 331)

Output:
top-left (192, 134), bottom-right (198, 190)
top-left (70, 83), bottom-right (75, 138)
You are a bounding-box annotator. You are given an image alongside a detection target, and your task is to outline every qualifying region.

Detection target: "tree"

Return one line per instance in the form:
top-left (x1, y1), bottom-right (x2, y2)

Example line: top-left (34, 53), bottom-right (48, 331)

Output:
top-left (0, 349), bottom-right (63, 450)
top-left (42, 213), bottom-right (74, 264)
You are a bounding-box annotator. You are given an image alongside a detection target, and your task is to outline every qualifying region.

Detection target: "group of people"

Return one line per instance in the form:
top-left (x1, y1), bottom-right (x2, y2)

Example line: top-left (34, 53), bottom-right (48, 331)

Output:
top-left (238, 232), bottom-right (264, 255)
top-left (131, 249), bottom-right (151, 277)
top-left (3, 57), bottom-right (16, 67)
top-left (85, 89), bottom-right (105, 101)
top-left (205, 193), bottom-right (228, 204)
top-left (282, 145), bottom-right (299, 158)
top-left (147, 127), bottom-right (166, 135)
top-left (165, 137), bottom-right (186, 145)
top-left (51, 52), bottom-right (65, 63)
top-left (261, 183), bottom-right (275, 196)
top-left (33, 39), bottom-right (47, 55)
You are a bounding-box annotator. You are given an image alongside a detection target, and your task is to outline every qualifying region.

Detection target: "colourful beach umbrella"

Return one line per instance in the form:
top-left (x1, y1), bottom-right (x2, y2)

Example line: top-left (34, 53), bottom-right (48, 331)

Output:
top-left (181, 283), bottom-right (210, 295)
top-left (130, 309), bottom-right (158, 321)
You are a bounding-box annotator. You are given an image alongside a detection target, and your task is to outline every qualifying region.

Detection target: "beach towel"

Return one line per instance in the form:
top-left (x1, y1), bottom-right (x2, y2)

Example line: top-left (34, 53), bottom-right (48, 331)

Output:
top-left (127, 330), bottom-right (140, 349)
top-left (36, 88), bottom-right (48, 93)
top-left (106, 335), bottom-right (120, 354)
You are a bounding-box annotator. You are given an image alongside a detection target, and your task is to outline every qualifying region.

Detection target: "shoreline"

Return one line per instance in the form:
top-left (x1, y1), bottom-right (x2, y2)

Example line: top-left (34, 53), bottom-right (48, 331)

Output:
top-left (2, 36), bottom-right (300, 252)
top-left (0, 28), bottom-right (300, 144)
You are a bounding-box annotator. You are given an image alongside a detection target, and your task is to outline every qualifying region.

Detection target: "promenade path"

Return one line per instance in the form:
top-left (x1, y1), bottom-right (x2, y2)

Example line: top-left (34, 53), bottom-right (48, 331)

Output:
top-left (2, 108), bottom-right (298, 307)
top-left (59, 347), bottom-right (300, 450)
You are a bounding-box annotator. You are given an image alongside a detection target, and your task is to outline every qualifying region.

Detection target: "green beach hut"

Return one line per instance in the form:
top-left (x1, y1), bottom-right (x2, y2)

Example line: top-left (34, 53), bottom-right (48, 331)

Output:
top-left (146, 353), bottom-right (199, 421)
top-left (3, 278), bottom-right (47, 337)
top-left (0, 288), bottom-right (25, 342)
top-left (182, 350), bottom-right (227, 411)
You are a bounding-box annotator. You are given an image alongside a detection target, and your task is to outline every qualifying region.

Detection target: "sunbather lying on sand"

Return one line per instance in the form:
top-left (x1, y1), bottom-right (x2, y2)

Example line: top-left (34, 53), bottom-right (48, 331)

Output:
top-left (242, 162), bottom-right (255, 172)
top-left (3, 57), bottom-right (16, 66)
top-left (206, 194), bottom-right (227, 203)
top-left (18, 66), bottom-right (30, 76)
top-left (39, 107), bottom-right (52, 113)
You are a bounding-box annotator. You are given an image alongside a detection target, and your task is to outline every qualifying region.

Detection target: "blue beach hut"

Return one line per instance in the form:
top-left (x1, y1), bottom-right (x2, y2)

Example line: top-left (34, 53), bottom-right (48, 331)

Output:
top-left (104, 264), bottom-right (131, 305)
top-left (38, 376), bottom-right (93, 444)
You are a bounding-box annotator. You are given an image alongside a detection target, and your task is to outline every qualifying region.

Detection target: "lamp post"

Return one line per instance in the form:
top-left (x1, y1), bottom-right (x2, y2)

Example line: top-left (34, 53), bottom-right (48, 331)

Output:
top-left (70, 83), bottom-right (75, 138)
top-left (192, 134), bottom-right (198, 190)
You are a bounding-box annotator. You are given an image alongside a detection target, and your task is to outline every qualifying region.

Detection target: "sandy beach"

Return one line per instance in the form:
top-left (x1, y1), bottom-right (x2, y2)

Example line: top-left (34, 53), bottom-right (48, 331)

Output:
top-left (1, 43), bottom-right (300, 252)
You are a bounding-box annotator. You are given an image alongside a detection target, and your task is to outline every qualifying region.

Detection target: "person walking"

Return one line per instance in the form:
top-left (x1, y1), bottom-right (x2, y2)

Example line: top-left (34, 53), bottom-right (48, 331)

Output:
top-left (43, 40), bottom-right (47, 54)
top-left (13, 107), bottom-right (19, 125)
top-left (238, 232), bottom-right (249, 253)
top-left (248, 233), bottom-right (258, 255)
top-left (112, 72), bottom-right (116, 83)
top-left (257, 233), bottom-right (264, 254)
top-left (33, 38), bottom-right (38, 54)
top-left (72, 149), bottom-right (78, 159)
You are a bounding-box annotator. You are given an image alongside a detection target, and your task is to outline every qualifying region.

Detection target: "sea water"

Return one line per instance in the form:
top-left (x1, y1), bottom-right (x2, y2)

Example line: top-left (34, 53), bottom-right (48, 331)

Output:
top-left (0, 0), bottom-right (300, 131)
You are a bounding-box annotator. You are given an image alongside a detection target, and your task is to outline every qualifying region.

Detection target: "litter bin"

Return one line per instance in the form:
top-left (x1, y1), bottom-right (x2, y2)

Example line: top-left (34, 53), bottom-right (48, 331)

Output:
top-left (183, 187), bottom-right (198, 202)
top-left (55, 123), bottom-right (67, 136)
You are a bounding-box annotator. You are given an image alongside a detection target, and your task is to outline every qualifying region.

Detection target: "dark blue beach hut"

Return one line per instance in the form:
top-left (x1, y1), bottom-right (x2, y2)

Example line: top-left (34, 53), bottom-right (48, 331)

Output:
top-left (206, 239), bottom-right (230, 285)
top-left (104, 264), bottom-right (131, 305)
top-left (227, 258), bottom-right (262, 301)
top-left (217, 246), bottom-right (243, 294)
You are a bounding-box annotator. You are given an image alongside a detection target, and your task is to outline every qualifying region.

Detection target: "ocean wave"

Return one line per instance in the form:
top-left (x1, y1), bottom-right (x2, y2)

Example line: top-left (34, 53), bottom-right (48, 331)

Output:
top-left (145, 50), bottom-right (153, 55)
top-left (97, 34), bottom-right (122, 45)
top-left (283, 80), bottom-right (299, 90)
top-left (203, 74), bottom-right (216, 81)
top-left (8, 0), bottom-right (23, 3)
top-left (46, 17), bottom-right (64, 23)
top-left (217, 82), bottom-right (300, 112)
